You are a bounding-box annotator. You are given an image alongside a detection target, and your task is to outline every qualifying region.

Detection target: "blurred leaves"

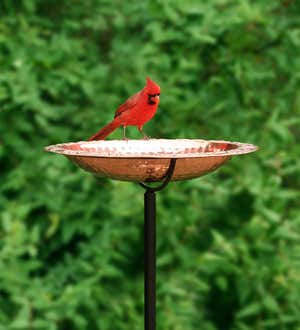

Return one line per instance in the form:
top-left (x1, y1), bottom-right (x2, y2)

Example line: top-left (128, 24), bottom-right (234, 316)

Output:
top-left (0, 0), bottom-right (300, 329)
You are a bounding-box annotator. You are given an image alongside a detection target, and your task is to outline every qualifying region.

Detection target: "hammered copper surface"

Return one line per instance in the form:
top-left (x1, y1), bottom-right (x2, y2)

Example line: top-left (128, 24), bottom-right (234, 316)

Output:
top-left (45, 139), bottom-right (258, 182)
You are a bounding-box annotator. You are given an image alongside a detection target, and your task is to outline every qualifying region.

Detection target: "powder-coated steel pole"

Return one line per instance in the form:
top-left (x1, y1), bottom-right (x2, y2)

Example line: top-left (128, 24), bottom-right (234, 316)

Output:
top-left (144, 190), bottom-right (156, 330)
top-left (140, 159), bottom-right (177, 330)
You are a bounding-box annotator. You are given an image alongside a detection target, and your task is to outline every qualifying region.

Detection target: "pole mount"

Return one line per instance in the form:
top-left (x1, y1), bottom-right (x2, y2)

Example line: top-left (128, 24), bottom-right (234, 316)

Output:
top-left (139, 158), bottom-right (177, 192)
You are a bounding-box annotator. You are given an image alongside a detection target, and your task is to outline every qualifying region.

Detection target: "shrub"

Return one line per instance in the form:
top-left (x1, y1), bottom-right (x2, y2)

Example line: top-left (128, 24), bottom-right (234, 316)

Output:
top-left (0, 1), bottom-right (300, 329)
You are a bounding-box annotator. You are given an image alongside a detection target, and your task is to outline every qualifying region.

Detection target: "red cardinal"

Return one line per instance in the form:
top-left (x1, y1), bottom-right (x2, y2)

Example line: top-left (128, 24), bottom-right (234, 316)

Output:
top-left (88, 77), bottom-right (160, 140)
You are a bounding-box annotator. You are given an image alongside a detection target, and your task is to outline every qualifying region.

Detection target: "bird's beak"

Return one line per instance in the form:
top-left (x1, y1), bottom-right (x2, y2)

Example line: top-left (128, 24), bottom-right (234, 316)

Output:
top-left (154, 95), bottom-right (160, 101)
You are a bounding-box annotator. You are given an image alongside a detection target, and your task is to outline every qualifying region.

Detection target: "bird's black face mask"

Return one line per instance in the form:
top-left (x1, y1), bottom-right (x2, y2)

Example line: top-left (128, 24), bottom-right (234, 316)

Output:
top-left (148, 93), bottom-right (160, 105)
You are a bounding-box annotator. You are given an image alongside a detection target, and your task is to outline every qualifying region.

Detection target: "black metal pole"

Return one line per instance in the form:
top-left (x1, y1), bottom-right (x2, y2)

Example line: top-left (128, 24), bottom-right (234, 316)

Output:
top-left (139, 159), bottom-right (177, 330)
top-left (144, 190), bottom-right (156, 330)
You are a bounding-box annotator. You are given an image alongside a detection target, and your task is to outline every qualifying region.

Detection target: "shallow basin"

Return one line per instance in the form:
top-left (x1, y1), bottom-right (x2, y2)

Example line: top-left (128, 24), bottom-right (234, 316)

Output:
top-left (45, 139), bottom-right (258, 182)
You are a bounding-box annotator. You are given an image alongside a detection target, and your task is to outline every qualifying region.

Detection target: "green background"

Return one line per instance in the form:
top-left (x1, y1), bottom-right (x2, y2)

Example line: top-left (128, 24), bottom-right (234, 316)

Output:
top-left (1, 1), bottom-right (300, 329)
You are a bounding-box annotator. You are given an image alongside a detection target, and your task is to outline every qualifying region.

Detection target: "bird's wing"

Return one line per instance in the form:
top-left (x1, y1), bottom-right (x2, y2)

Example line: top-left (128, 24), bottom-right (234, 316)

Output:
top-left (114, 91), bottom-right (141, 118)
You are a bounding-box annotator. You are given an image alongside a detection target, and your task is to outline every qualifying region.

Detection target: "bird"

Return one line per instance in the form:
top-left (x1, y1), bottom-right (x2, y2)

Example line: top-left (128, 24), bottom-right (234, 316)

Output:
top-left (88, 77), bottom-right (160, 140)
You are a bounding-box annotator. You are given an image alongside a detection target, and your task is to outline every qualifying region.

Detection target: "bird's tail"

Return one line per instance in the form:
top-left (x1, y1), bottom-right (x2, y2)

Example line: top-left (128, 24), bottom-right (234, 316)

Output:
top-left (88, 120), bottom-right (120, 140)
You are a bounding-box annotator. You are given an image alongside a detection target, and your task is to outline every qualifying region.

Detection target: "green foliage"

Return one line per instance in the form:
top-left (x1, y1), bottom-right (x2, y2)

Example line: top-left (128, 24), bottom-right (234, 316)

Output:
top-left (1, 0), bottom-right (300, 329)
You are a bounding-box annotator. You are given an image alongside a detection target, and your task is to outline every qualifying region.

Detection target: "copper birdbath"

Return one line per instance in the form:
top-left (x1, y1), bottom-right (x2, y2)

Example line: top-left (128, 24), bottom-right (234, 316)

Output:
top-left (45, 139), bottom-right (257, 182)
top-left (45, 138), bottom-right (258, 330)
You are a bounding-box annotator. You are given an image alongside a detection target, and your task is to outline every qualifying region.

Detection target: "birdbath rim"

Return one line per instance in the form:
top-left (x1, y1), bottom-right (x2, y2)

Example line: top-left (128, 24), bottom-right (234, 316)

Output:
top-left (44, 138), bottom-right (258, 159)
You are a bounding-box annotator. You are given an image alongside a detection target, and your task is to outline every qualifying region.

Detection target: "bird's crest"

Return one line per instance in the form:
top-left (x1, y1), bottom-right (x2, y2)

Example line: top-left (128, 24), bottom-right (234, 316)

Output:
top-left (145, 77), bottom-right (160, 94)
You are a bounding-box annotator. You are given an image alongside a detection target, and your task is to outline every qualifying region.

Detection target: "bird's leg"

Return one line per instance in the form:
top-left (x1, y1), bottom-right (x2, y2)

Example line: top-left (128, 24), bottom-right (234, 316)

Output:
top-left (122, 126), bottom-right (128, 140)
top-left (138, 126), bottom-right (150, 140)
